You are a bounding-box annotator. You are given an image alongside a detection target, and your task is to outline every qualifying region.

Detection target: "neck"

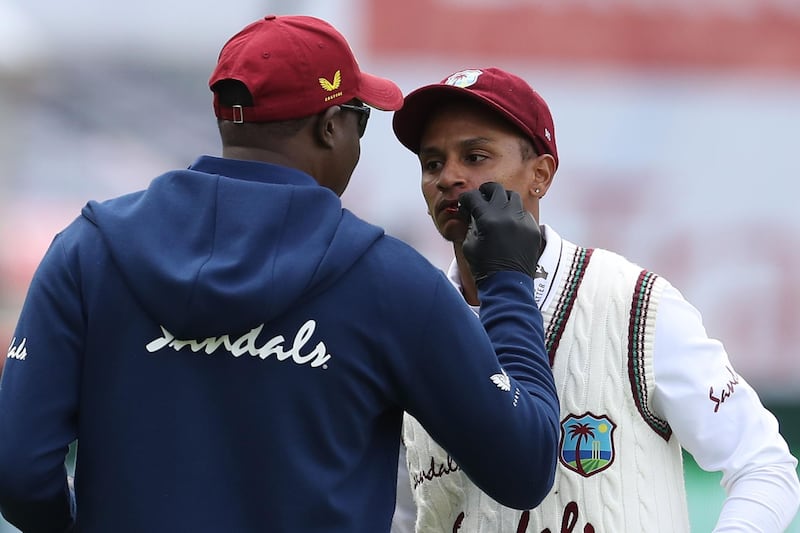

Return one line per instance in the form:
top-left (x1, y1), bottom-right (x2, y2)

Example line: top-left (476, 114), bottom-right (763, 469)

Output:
top-left (221, 146), bottom-right (299, 168)
top-left (453, 244), bottom-right (480, 306)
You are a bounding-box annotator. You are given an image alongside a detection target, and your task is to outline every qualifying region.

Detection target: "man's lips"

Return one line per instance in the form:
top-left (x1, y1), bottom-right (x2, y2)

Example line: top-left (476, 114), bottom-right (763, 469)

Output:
top-left (437, 199), bottom-right (463, 217)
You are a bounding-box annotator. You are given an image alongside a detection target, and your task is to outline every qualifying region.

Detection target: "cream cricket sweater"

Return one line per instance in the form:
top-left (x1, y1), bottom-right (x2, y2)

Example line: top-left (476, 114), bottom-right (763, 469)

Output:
top-left (403, 241), bottom-right (690, 532)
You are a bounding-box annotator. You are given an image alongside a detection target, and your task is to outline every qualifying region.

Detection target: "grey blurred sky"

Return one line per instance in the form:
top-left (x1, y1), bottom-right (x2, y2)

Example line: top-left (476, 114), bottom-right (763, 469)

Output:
top-left (0, 0), bottom-right (359, 67)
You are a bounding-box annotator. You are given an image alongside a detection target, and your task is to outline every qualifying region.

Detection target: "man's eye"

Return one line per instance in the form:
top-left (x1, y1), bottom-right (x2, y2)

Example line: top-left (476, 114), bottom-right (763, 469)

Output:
top-left (466, 154), bottom-right (487, 163)
top-left (422, 160), bottom-right (442, 172)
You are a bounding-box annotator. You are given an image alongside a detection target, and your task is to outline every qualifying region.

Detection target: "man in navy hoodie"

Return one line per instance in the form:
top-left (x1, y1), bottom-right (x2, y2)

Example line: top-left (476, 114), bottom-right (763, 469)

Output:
top-left (0, 15), bottom-right (559, 533)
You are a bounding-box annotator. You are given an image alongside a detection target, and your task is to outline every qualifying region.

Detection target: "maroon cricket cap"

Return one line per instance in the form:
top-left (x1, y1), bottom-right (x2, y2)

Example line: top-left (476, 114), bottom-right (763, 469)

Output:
top-left (392, 67), bottom-right (558, 168)
top-left (209, 15), bottom-right (403, 122)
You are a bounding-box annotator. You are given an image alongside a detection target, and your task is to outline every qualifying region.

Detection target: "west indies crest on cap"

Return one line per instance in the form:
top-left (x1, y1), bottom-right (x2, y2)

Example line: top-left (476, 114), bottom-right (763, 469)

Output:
top-left (392, 67), bottom-right (558, 169)
top-left (209, 15), bottom-right (403, 123)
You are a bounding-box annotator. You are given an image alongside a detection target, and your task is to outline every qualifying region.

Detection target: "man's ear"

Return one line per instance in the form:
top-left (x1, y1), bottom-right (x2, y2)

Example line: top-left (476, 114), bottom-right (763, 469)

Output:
top-left (314, 106), bottom-right (340, 149)
top-left (530, 154), bottom-right (556, 199)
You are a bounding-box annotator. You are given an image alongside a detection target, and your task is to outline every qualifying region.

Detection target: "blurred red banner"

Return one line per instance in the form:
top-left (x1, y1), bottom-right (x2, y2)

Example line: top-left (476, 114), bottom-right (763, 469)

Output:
top-left (367, 0), bottom-right (800, 72)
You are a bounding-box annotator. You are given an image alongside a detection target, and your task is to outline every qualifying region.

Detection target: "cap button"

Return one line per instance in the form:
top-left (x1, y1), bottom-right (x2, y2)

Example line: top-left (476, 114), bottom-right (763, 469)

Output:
top-left (264, 14), bottom-right (277, 20)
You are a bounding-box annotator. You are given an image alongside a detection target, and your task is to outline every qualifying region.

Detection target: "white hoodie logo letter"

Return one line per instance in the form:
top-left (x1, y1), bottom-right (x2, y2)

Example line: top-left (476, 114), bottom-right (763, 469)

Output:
top-left (145, 319), bottom-right (332, 368)
top-left (7, 337), bottom-right (27, 361)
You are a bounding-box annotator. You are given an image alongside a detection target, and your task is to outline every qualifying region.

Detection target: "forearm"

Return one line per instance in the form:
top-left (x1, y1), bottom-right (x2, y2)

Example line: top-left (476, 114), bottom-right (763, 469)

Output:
top-left (477, 271), bottom-right (557, 402)
top-left (714, 465), bottom-right (800, 532)
top-left (473, 271), bottom-right (559, 507)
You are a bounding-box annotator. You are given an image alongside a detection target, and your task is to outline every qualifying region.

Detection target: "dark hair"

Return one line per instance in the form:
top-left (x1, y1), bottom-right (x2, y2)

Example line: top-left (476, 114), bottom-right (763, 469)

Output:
top-left (519, 138), bottom-right (538, 161)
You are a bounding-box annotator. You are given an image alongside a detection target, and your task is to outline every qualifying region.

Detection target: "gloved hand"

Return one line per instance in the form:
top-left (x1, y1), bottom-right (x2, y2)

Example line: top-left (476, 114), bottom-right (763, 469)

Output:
top-left (458, 182), bottom-right (542, 282)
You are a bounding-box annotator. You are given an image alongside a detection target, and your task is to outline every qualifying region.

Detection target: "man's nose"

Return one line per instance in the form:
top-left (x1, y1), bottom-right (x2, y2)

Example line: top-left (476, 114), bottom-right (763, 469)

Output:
top-left (437, 162), bottom-right (468, 191)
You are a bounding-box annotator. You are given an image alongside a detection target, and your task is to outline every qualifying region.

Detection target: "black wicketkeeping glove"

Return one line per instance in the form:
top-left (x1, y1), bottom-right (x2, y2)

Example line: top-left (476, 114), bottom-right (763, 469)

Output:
top-left (458, 182), bottom-right (542, 282)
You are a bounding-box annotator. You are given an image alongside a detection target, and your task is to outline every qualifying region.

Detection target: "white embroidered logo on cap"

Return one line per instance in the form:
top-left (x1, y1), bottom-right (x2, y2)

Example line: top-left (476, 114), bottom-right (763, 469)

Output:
top-left (544, 128), bottom-right (552, 141)
top-left (444, 69), bottom-right (482, 88)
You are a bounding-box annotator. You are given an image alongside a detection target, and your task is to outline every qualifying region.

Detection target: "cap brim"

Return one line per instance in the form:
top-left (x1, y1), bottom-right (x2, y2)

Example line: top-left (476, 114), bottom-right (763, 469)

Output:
top-left (393, 84), bottom-right (518, 154)
top-left (357, 71), bottom-right (404, 111)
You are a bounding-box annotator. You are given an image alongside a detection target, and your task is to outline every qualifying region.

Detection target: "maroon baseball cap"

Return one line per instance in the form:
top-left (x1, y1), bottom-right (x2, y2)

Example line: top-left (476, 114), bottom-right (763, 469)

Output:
top-left (392, 67), bottom-right (558, 168)
top-left (209, 15), bottom-right (403, 122)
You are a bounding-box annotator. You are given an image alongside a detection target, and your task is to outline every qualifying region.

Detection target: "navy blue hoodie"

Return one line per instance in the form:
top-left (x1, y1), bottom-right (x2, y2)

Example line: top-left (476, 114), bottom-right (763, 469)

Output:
top-left (0, 156), bottom-right (558, 533)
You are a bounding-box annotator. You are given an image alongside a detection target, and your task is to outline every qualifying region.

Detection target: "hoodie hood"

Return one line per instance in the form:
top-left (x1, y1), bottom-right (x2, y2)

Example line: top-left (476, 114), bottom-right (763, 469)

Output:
top-left (82, 156), bottom-right (383, 338)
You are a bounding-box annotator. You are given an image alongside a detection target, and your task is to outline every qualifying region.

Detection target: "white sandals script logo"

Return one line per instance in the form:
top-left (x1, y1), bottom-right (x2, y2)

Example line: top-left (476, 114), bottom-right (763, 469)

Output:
top-left (145, 319), bottom-right (332, 368)
top-left (7, 337), bottom-right (27, 361)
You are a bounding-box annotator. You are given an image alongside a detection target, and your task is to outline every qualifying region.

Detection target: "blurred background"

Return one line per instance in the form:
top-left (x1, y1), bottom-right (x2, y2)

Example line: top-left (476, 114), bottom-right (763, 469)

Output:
top-left (1, 0), bottom-right (799, 530)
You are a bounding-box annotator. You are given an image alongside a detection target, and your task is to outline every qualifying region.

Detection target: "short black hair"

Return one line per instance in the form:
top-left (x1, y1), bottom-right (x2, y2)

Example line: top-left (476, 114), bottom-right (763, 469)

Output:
top-left (519, 138), bottom-right (537, 161)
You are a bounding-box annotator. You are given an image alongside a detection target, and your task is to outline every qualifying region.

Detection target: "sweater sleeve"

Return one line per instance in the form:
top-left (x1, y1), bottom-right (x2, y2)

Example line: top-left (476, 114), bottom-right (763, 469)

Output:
top-left (398, 270), bottom-right (559, 510)
top-left (0, 233), bottom-right (81, 532)
top-left (652, 283), bottom-right (800, 531)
